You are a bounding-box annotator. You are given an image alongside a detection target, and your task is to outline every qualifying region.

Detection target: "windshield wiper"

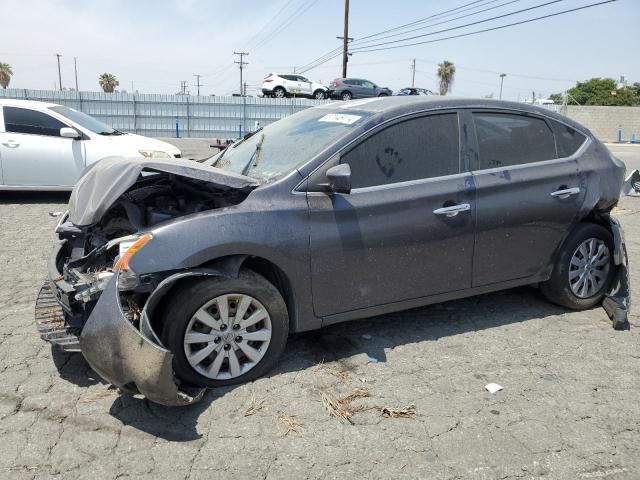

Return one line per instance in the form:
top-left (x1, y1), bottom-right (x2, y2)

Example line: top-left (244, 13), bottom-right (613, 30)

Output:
top-left (211, 127), bottom-right (264, 167)
top-left (241, 133), bottom-right (265, 176)
top-left (98, 130), bottom-right (124, 136)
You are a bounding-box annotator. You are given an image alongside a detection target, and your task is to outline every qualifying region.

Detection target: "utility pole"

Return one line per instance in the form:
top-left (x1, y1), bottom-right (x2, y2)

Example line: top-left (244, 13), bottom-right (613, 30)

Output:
top-left (73, 57), bottom-right (79, 91)
top-left (193, 74), bottom-right (202, 96)
top-left (337, 0), bottom-right (350, 78)
top-left (243, 81), bottom-right (248, 96)
top-left (234, 52), bottom-right (249, 96)
top-left (411, 58), bottom-right (416, 88)
top-left (499, 73), bottom-right (506, 100)
top-left (55, 53), bottom-right (63, 91)
top-left (179, 80), bottom-right (188, 95)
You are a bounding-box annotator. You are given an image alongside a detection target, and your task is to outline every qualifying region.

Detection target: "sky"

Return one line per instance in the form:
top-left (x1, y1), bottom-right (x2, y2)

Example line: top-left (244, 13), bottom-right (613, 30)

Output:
top-left (0, 0), bottom-right (638, 101)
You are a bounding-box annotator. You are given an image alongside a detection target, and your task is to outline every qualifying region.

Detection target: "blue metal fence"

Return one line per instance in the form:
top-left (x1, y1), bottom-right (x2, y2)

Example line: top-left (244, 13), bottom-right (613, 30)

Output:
top-left (0, 89), bottom-right (329, 138)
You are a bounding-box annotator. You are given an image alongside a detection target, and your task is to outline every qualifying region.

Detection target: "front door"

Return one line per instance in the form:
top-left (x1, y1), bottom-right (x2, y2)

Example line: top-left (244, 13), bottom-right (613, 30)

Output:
top-left (1, 106), bottom-right (85, 187)
top-left (308, 111), bottom-right (475, 317)
top-left (470, 110), bottom-right (586, 286)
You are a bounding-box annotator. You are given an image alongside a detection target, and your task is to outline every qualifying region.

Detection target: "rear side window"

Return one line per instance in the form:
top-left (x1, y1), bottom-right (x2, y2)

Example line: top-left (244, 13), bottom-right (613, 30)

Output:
top-left (550, 121), bottom-right (587, 157)
top-left (473, 112), bottom-right (557, 169)
top-left (341, 113), bottom-right (460, 189)
top-left (3, 106), bottom-right (66, 137)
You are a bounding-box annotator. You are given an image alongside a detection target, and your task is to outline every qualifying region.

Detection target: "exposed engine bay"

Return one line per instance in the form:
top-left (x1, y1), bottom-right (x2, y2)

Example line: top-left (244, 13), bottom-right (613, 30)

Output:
top-left (52, 170), bottom-right (254, 335)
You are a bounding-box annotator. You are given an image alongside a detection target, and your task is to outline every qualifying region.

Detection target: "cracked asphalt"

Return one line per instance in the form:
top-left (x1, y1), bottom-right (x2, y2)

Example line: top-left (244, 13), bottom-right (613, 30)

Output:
top-left (1, 146), bottom-right (639, 480)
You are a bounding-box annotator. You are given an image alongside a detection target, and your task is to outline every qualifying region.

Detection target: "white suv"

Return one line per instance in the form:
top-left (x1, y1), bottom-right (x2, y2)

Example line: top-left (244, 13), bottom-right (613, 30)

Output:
top-left (261, 73), bottom-right (328, 99)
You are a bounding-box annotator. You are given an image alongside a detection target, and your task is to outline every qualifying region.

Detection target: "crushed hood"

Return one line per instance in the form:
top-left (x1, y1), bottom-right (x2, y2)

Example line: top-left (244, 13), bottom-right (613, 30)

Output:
top-left (68, 156), bottom-right (260, 226)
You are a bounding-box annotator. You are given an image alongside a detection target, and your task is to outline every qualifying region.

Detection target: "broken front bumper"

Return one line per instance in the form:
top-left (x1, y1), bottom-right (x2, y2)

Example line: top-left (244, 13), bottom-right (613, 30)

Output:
top-left (40, 241), bottom-right (204, 406)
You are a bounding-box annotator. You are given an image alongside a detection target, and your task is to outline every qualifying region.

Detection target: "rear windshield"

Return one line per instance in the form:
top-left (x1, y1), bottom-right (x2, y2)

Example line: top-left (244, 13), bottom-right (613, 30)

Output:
top-left (205, 106), bottom-right (372, 183)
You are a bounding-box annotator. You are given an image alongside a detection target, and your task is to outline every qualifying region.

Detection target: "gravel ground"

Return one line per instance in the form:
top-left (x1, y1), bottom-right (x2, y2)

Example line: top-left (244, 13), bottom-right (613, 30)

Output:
top-left (0, 148), bottom-right (639, 480)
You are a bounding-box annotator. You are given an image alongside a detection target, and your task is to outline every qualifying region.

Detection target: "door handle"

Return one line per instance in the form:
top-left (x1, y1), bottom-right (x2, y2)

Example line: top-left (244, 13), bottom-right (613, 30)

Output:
top-left (550, 187), bottom-right (580, 199)
top-left (2, 140), bottom-right (19, 148)
top-left (433, 203), bottom-right (471, 217)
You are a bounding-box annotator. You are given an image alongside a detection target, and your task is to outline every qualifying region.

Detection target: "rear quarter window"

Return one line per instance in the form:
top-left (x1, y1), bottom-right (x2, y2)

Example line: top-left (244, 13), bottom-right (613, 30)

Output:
top-left (550, 121), bottom-right (587, 157)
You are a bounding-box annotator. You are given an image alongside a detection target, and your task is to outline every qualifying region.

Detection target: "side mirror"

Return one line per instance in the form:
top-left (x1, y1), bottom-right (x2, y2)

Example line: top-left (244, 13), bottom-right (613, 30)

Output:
top-left (326, 163), bottom-right (351, 194)
top-left (60, 127), bottom-right (80, 139)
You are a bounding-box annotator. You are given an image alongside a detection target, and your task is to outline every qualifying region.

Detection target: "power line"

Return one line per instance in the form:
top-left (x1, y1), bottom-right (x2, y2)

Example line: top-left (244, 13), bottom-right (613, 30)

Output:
top-left (352, 0), bottom-right (616, 53)
top-left (296, 0), bottom-right (523, 74)
top-left (351, 0), bottom-right (570, 52)
top-left (351, 0), bottom-right (524, 49)
top-left (243, 0), bottom-right (297, 51)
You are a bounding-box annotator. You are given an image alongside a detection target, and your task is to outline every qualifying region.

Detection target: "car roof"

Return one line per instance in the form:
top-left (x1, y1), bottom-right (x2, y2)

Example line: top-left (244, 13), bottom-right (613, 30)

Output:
top-left (0, 98), bottom-right (61, 109)
top-left (317, 96), bottom-right (588, 133)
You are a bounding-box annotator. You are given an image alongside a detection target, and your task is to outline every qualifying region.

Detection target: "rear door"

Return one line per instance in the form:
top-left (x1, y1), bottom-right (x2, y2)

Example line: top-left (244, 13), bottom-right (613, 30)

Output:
top-left (307, 111), bottom-right (475, 317)
top-left (469, 109), bottom-right (586, 286)
top-left (0, 106), bottom-right (85, 187)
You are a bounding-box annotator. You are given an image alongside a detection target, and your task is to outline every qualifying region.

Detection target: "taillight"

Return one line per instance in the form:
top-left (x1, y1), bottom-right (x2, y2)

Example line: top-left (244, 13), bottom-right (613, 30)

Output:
top-left (264, 79), bottom-right (273, 83)
top-left (334, 79), bottom-right (341, 87)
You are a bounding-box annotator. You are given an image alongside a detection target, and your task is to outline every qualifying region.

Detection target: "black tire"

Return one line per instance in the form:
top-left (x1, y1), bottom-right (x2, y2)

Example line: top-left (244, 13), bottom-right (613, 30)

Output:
top-left (378, 93), bottom-right (389, 97)
top-left (540, 223), bottom-right (615, 310)
top-left (161, 269), bottom-right (289, 388)
top-left (314, 89), bottom-right (326, 100)
top-left (341, 91), bottom-right (352, 101)
top-left (273, 86), bottom-right (286, 98)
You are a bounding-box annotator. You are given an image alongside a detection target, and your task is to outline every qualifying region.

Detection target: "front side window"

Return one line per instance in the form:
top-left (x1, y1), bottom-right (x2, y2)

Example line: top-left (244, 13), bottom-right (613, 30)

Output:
top-left (362, 81), bottom-right (375, 89)
top-left (3, 106), bottom-right (67, 137)
top-left (340, 113), bottom-right (460, 189)
top-left (473, 112), bottom-right (557, 169)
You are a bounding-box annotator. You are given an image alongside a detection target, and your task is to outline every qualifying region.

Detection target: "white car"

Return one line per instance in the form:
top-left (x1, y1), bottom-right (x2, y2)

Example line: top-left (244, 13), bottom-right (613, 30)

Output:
top-left (261, 73), bottom-right (328, 99)
top-left (0, 99), bottom-right (181, 190)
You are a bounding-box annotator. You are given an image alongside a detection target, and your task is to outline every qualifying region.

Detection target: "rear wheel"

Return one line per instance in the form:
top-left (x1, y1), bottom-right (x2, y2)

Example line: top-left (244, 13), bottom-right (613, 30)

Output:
top-left (540, 223), bottom-right (615, 310)
top-left (341, 91), bottom-right (352, 101)
top-left (273, 87), bottom-right (286, 98)
top-left (162, 270), bottom-right (289, 388)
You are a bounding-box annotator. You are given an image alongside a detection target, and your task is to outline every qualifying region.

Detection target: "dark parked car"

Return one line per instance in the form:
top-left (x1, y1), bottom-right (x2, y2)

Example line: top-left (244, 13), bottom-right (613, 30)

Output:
top-left (37, 97), bottom-right (629, 406)
top-left (396, 87), bottom-right (433, 96)
top-left (328, 78), bottom-right (392, 100)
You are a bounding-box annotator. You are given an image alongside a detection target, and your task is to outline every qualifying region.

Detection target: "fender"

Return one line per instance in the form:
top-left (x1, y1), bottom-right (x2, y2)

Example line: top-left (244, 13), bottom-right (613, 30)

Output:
top-left (602, 215), bottom-right (631, 330)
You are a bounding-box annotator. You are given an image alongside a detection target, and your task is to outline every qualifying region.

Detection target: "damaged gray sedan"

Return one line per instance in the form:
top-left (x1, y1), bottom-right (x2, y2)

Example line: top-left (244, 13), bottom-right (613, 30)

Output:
top-left (36, 97), bottom-right (630, 406)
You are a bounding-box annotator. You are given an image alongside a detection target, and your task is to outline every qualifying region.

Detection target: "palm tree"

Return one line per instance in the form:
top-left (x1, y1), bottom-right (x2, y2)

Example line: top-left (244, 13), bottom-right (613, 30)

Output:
top-left (98, 73), bottom-right (119, 93)
top-left (0, 62), bottom-right (13, 89)
top-left (437, 60), bottom-right (456, 96)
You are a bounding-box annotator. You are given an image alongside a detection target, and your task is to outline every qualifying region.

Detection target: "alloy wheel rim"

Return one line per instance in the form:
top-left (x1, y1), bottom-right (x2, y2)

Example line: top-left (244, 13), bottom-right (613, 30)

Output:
top-left (183, 294), bottom-right (272, 380)
top-left (568, 238), bottom-right (610, 298)
top-left (275, 89), bottom-right (285, 98)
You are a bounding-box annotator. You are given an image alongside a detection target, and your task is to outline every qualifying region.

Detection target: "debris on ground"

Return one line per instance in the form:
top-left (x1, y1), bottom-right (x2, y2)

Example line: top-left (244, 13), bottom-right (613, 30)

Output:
top-left (367, 354), bottom-right (379, 364)
top-left (485, 383), bottom-right (504, 394)
top-left (320, 387), bottom-right (370, 424)
top-left (273, 412), bottom-right (303, 435)
top-left (361, 334), bottom-right (372, 340)
top-left (623, 169), bottom-right (640, 196)
top-left (243, 393), bottom-right (265, 417)
top-left (314, 360), bottom-right (351, 380)
top-left (377, 405), bottom-right (416, 418)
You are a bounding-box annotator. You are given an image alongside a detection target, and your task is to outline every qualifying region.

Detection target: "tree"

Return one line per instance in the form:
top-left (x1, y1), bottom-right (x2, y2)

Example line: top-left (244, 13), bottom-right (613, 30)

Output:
top-left (549, 93), bottom-right (564, 105)
top-left (563, 78), bottom-right (639, 106)
top-left (0, 62), bottom-right (13, 89)
top-left (437, 60), bottom-right (456, 96)
top-left (98, 73), bottom-right (119, 93)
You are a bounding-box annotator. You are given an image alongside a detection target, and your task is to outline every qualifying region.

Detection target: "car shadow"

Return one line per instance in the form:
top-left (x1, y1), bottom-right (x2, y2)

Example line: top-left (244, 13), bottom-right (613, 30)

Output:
top-left (0, 191), bottom-right (70, 205)
top-left (54, 286), bottom-right (581, 441)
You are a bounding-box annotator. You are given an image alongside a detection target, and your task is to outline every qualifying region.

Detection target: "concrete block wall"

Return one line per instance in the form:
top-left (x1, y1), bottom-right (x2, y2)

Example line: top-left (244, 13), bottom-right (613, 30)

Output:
top-left (564, 106), bottom-right (640, 143)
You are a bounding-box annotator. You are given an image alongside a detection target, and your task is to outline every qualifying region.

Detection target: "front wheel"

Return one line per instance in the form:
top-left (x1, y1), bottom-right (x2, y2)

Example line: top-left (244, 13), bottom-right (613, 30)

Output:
top-left (540, 223), bottom-right (615, 310)
top-left (314, 89), bottom-right (326, 100)
top-left (161, 270), bottom-right (289, 388)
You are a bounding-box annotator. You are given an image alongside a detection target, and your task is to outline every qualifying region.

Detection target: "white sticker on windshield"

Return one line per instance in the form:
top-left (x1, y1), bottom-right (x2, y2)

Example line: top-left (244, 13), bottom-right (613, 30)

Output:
top-left (318, 113), bottom-right (362, 125)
